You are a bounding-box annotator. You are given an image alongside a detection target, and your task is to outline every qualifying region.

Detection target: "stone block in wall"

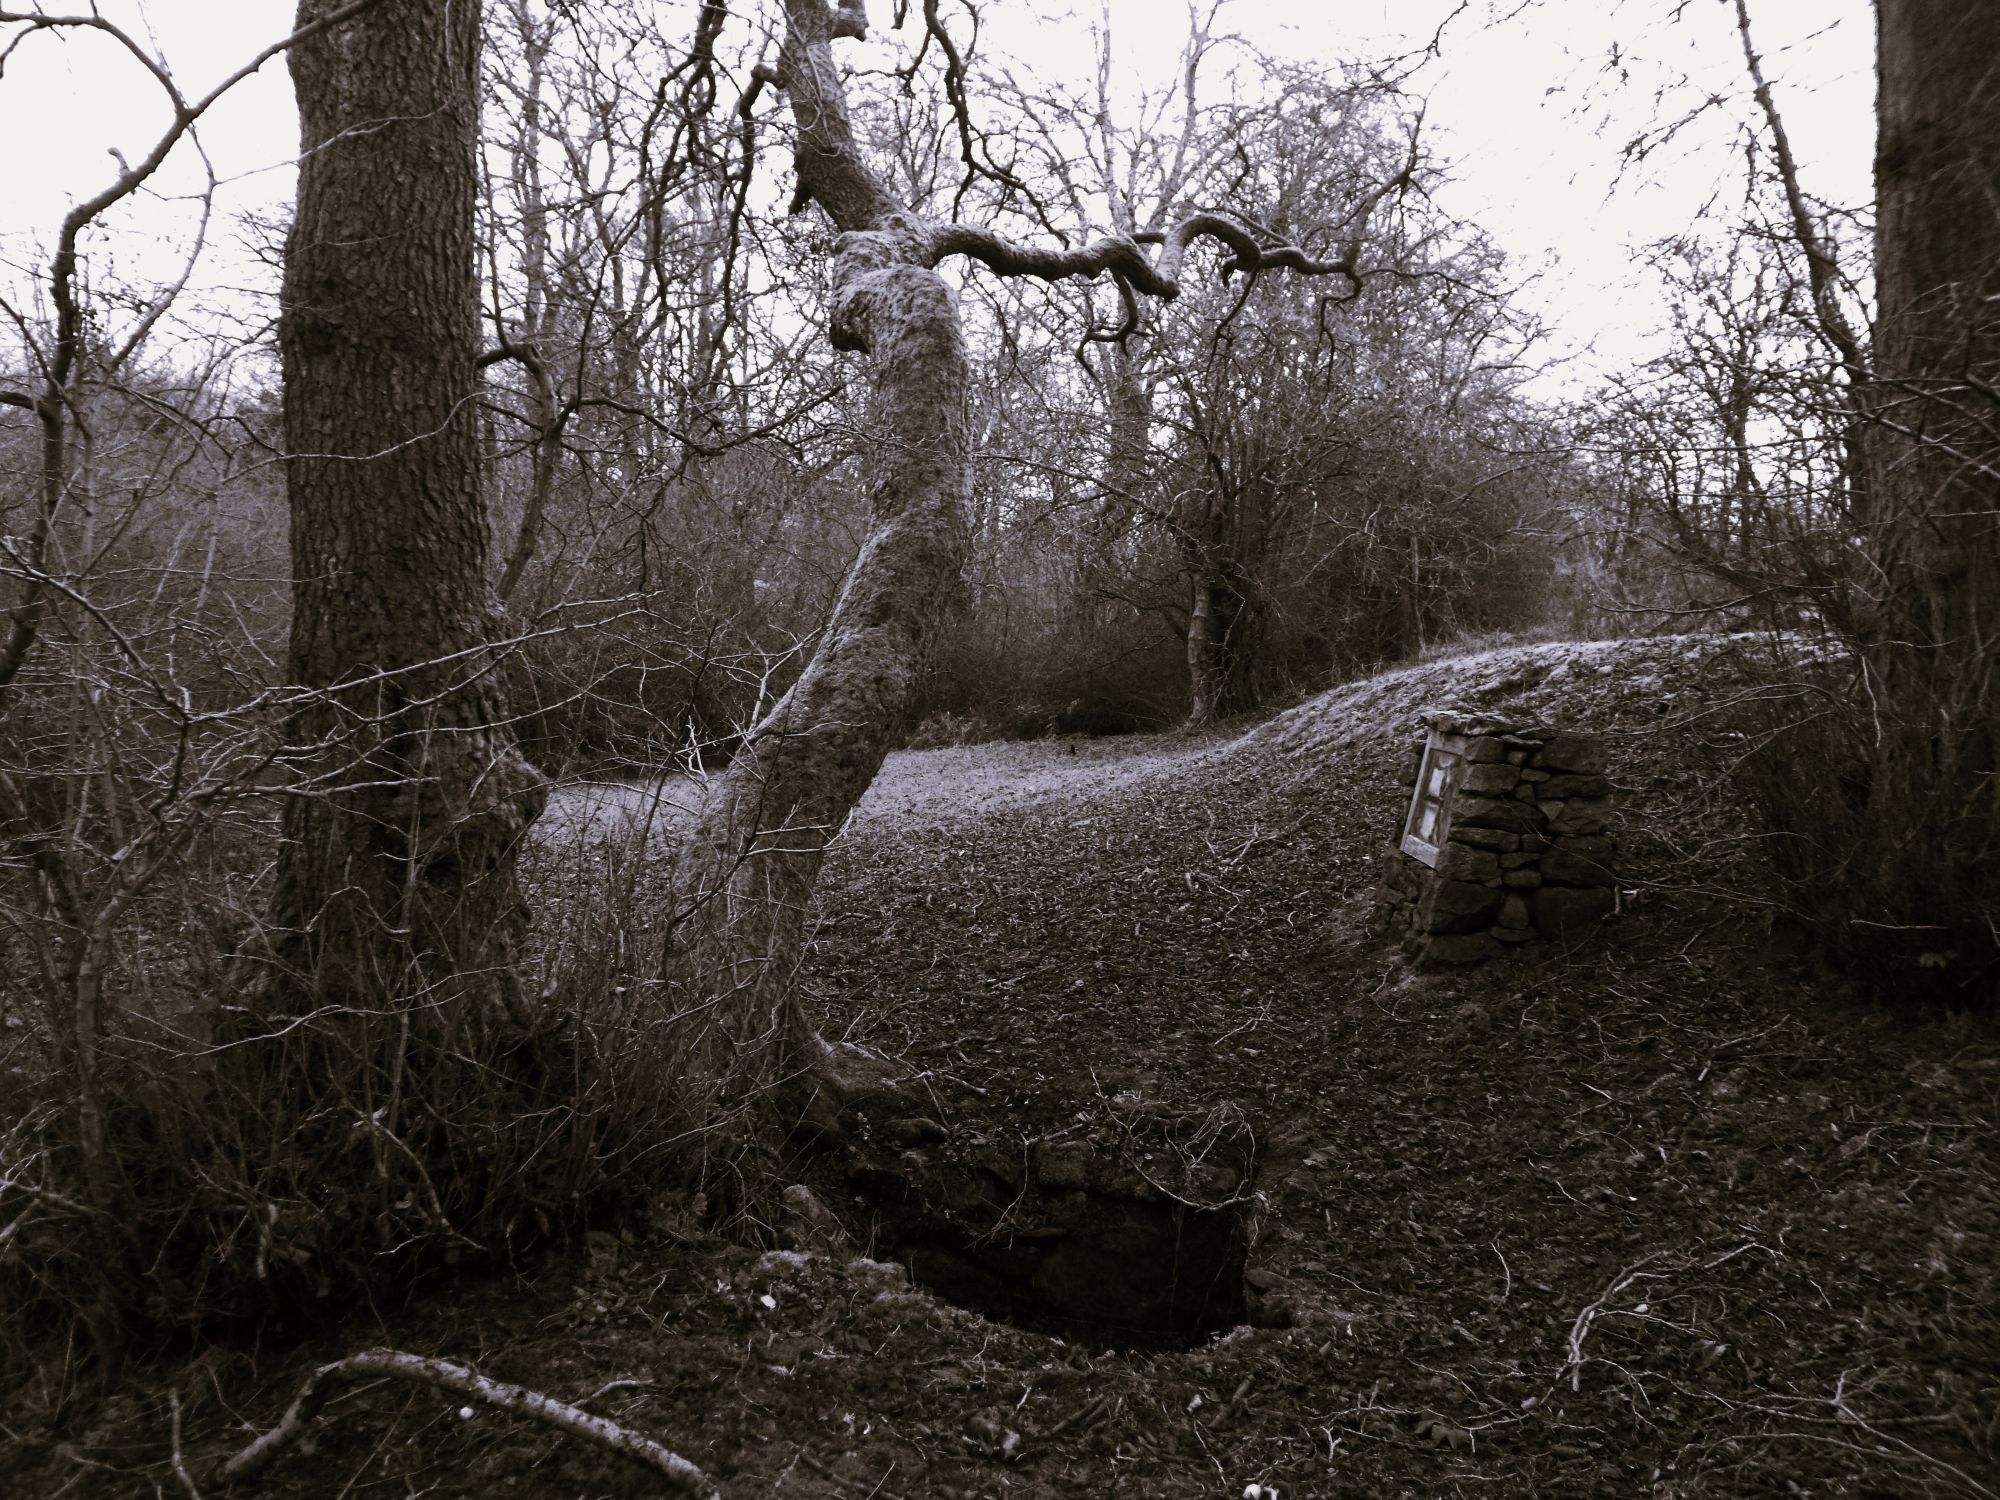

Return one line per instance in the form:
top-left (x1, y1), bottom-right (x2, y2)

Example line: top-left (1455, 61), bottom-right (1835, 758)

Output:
top-left (1538, 773), bottom-right (1611, 800)
top-left (1421, 879), bottom-right (1507, 934)
top-left (1535, 736), bottom-right (1608, 774)
top-left (1547, 799), bottom-right (1610, 836)
top-left (1451, 794), bottom-right (1543, 833)
top-left (1375, 717), bottom-right (1617, 966)
top-left (1457, 762), bottom-right (1521, 796)
top-left (1433, 844), bottom-right (1501, 883)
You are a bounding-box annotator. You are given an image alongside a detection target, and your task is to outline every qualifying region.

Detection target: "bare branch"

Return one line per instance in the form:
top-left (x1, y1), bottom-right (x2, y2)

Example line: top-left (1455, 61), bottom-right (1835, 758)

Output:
top-left (215, 1347), bottom-right (720, 1496)
top-left (1730, 0), bottom-right (1868, 384)
top-left (930, 210), bottom-right (1360, 304)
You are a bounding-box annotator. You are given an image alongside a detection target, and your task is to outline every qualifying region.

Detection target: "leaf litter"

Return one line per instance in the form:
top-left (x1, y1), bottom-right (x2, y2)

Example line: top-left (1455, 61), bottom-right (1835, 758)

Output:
top-left (18, 634), bottom-right (1997, 1499)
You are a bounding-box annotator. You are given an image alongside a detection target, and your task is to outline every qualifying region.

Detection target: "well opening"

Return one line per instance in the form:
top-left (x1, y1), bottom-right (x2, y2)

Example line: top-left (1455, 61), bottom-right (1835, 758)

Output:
top-left (794, 1048), bottom-right (1256, 1348)
top-left (838, 1120), bottom-right (1253, 1347)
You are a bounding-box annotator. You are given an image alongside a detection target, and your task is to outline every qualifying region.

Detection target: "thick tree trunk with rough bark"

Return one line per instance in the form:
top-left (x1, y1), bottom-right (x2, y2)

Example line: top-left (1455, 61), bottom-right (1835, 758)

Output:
top-left (1855, 0), bottom-right (2000, 986)
top-left (1869, 0), bottom-right (2000, 757)
top-left (268, 0), bottom-right (544, 1026)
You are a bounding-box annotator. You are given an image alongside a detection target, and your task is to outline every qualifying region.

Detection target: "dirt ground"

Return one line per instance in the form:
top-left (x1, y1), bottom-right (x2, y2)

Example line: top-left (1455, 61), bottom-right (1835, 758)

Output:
top-left (10, 635), bottom-right (1998, 1498)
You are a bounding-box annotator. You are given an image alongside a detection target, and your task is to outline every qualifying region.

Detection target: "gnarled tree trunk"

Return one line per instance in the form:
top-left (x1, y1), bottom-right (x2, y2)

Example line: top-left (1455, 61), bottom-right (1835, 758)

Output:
top-left (657, 0), bottom-right (971, 1149)
top-left (660, 0), bottom-right (1389, 1167)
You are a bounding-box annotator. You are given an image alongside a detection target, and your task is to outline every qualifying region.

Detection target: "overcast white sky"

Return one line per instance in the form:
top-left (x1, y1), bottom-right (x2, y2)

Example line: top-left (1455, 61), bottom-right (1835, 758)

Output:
top-left (0, 0), bottom-right (1874, 392)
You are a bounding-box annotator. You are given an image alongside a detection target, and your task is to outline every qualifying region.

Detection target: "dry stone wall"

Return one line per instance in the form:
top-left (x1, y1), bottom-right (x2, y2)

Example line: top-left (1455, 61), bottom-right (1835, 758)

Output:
top-left (1375, 711), bottom-right (1616, 964)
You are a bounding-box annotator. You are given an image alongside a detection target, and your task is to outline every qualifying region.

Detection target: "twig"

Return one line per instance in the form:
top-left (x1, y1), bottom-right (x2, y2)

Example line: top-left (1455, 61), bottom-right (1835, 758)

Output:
top-left (1563, 1254), bottom-right (1669, 1392)
top-left (214, 1348), bottom-right (720, 1497)
top-left (1038, 1392), bottom-right (1111, 1441)
top-left (169, 1391), bottom-right (204, 1500)
top-left (1831, 1376), bottom-right (2000, 1500)
top-left (1211, 1373), bottom-right (1256, 1426)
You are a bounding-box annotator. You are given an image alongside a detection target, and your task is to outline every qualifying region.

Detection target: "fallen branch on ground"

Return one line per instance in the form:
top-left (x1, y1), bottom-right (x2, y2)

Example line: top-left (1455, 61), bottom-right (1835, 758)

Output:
top-left (213, 1347), bottom-right (721, 1497)
top-left (1563, 1253), bottom-right (1670, 1392)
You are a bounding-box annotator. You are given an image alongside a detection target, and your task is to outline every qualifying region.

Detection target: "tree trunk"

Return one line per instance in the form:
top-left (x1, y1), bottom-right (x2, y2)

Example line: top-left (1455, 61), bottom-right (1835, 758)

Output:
top-left (1858, 0), bottom-right (1999, 987)
top-left (268, 0), bottom-right (544, 1028)
top-left (1185, 549), bottom-right (1259, 724)
top-left (654, 1), bottom-right (1385, 1163)
top-left (657, 0), bottom-right (970, 1153)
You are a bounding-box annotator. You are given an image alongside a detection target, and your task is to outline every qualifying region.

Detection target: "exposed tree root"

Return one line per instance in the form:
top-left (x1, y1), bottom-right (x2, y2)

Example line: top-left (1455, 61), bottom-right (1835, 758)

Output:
top-left (214, 1347), bottom-right (721, 1497)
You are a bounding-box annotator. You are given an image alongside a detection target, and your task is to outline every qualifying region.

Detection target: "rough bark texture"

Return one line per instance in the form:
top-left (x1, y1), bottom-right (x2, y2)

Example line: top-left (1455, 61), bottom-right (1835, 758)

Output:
top-left (1860, 0), bottom-right (1999, 985)
top-left (1185, 546), bottom-right (1260, 724)
top-left (659, 0), bottom-right (971, 1140)
top-left (269, 0), bottom-right (544, 1025)
top-left (1870, 0), bottom-right (2000, 725)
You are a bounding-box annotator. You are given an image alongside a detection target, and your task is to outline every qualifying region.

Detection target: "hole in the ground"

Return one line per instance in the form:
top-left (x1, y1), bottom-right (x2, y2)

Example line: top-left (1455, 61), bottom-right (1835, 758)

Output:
top-left (838, 1123), bottom-right (1253, 1350)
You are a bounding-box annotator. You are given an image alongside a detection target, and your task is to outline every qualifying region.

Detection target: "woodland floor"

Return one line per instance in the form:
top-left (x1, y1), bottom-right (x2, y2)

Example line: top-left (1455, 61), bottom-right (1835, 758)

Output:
top-left (13, 635), bottom-right (2000, 1499)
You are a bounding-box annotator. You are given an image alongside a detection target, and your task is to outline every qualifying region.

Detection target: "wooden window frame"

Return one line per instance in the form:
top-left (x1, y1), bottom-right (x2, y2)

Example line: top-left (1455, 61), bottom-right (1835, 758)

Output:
top-left (1400, 729), bottom-right (1466, 868)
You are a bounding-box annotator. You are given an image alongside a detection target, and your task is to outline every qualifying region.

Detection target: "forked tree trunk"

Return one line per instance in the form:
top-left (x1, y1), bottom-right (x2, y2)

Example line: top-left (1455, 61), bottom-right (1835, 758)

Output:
top-left (268, 0), bottom-right (544, 1030)
top-left (1858, 0), bottom-right (2000, 985)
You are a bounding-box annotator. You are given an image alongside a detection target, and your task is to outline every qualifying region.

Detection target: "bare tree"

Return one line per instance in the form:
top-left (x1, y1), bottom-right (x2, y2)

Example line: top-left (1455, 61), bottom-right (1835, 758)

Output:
top-left (0, 0), bottom-right (404, 1365)
top-left (1586, 0), bottom-right (1998, 995)
top-left (659, 0), bottom-right (1405, 1163)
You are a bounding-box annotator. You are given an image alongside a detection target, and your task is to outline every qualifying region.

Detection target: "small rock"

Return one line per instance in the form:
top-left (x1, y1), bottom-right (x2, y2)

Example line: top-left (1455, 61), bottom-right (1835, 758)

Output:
top-left (845, 1255), bottom-right (910, 1289)
top-left (883, 1115), bottom-right (949, 1148)
top-left (779, 1184), bottom-right (853, 1255)
top-left (1034, 1139), bottom-right (1095, 1190)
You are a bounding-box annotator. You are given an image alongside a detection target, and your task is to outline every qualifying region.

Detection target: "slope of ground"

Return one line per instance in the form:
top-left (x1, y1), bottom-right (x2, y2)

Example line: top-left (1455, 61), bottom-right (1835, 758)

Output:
top-left (12, 634), bottom-right (1996, 1499)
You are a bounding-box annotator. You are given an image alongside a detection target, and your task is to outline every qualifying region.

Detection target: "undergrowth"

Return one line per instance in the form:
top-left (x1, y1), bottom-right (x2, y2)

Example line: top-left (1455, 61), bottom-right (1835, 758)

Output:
top-left (0, 793), bottom-right (707, 1407)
